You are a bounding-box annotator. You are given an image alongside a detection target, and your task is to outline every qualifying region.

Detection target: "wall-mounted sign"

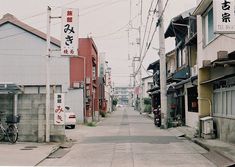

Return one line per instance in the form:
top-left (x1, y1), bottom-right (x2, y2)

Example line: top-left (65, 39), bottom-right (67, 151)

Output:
top-left (54, 93), bottom-right (65, 125)
top-left (214, 0), bottom-right (235, 33)
top-left (61, 8), bottom-right (79, 56)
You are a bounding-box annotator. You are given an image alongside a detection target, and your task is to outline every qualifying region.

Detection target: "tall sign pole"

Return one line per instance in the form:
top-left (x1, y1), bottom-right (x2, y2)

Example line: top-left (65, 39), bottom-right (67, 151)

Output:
top-left (46, 6), bottom-right (51, 142)
top-left (158, 0), bottom-right (167, 128)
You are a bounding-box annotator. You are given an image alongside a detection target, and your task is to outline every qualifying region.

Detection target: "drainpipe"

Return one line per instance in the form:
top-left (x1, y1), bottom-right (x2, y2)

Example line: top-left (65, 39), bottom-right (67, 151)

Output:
top-left (197, 97), bottom-right (212, 117)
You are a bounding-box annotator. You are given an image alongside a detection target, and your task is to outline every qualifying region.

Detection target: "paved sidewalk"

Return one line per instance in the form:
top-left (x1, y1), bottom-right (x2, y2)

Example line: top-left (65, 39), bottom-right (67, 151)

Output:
top-left (0, 142), bottom-right (59, 166)
top-left (146, 113), bottom-right (235, 165)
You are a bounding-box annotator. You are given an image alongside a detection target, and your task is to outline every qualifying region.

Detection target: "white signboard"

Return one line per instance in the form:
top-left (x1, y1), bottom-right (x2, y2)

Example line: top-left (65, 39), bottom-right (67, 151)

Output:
top-left (214, 0), bottom-right (235, 33)
top-left (54, 93), bottom-right (65, 125)
top-left (61, 8), bottom-right (79, 56)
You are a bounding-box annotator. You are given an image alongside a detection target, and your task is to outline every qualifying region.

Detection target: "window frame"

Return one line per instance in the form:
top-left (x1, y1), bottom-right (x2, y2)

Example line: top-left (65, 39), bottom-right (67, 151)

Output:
top-left (202, 5), bottom-right (216, 46)
top-left (177, 46), bottom-right (187, 68)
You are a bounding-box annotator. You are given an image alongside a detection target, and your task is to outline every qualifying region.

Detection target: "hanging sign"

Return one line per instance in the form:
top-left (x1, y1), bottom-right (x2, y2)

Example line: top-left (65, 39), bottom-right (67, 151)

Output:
top-left (61, 8), bottom-right (79, 56)
top-left (214, 0), bottom-right (235, 33)
top-left (54, 93), bottom-right (65, 125)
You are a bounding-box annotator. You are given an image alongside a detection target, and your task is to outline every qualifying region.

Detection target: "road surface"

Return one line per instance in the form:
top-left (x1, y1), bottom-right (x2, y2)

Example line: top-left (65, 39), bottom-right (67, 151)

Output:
top-left (39, 107), bottom-right (215, 167)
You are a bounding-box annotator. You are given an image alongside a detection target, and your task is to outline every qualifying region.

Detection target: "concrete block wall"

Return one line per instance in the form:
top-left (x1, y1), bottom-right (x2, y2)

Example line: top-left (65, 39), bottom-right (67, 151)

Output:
top-left (214, 117), bottom-right (235, 144)
top-left (0, 94), bottom-right (14, 125)
top-left (18, 94), bottom-right (65, 142)
top-left (0, 94), bottom-right (65, 142)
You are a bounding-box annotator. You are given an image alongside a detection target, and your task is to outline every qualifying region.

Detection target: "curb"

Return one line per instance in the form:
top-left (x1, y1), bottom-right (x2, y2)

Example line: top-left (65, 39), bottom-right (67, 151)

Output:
top-left (34, 143), bottom-right (61, 166)
top-left (146, 113), bottom-right (154, 120)
top-left (34, 140), bottom-right (75, 166)
top-left (185, 134), bottom-right (235, 164)
top-left (147, 113), bottom-right (235, 164)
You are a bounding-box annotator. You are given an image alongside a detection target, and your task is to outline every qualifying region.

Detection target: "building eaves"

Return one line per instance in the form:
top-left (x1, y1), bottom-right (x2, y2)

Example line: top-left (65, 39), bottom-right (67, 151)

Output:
top-left (193, 0), bottom-right (212, 15)
top-left (142, 75), bottom-right (153, 80)
top-left (0, 13), bottom-right (60, 47)
top-left (165, 8), bottom-right (196, 39)
top-left (166, 49), bottom-right (176, 57)
top-left (147, 60), bottom-right (160, 71)
top-left (0, 82), bottom-right (22, 93)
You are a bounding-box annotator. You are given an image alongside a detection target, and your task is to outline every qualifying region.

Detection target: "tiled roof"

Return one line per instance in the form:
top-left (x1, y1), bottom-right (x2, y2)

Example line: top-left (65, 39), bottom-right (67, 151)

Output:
top-left (0, 13), bottom-right (60, 47)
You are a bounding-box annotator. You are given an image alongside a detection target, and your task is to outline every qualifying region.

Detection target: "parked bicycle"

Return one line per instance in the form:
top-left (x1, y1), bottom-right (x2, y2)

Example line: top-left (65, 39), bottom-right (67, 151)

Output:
top-left (0, 113), bottom-right (20, 143)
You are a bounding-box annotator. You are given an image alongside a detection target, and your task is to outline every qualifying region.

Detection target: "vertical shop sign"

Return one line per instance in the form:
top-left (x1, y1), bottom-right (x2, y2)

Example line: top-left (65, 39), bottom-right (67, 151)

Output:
top-left (54, 93), bottom-right (65, 125)
top-left (61, 8), bottom-right (79, 56)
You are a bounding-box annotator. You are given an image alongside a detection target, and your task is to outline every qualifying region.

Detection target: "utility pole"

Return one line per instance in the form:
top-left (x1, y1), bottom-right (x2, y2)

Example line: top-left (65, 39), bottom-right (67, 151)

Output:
top-left (158, 0), bottom-right (167, 129)
top-left (139, 0), bottom-right (143, 113)
top-left (46, 6), bottom-right (51, 142)
top-left (78, 56), bottom-right (86, 123)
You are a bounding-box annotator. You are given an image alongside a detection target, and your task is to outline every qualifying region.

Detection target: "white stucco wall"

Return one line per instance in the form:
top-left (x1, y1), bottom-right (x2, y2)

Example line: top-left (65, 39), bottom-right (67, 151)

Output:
top-left (65, 89), bottom-right (84, 123)
top-left (197, 15), bottom-right (235, 69)
top-left (0, 23), bottom-right (70, 92)
top-left (142, 77), bottom-right (153, 98)
top-left (105, 85), bottom-right (112, 112)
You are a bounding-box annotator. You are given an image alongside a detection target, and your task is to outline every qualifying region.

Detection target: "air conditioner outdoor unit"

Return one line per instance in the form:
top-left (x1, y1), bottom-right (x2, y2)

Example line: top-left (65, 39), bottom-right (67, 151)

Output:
top-left (73, 82), bottom-right (80, 88)
top-left (86, 77), bottom-right (91, 84)
top-left (200, 116), bottom-right (215, 139)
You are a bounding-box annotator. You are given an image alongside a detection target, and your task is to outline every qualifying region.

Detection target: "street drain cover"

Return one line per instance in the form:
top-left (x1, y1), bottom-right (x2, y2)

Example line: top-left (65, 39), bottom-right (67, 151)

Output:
top-left (20, 148), bottom-right (33, 150)
top-left (25, 146), bottom-right (38, 149)
top-left (48, 149), bottom-right (70, 158)
top-left (120, 123), bottom-right (129, 125)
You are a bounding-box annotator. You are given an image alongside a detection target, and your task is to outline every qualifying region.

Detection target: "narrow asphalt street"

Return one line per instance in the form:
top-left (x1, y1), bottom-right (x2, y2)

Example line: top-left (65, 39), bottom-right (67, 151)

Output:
top-left (39, 107), bottom-right (215, 167)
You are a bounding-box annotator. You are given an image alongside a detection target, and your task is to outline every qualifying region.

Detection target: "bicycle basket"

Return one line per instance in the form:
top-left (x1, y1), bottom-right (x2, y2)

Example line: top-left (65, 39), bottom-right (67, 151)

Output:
top-left (6, 115), bottom-right (21, 123)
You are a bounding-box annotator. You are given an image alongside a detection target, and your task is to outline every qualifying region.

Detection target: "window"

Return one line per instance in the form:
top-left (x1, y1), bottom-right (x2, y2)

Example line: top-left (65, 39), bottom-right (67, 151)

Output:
top-left (213, 86), bottom-right (235, 118)
top-left (203, 6), bottom-right (216, 44)
top-left (182, 47), bottom-right (187, 65)
top-left (187, 87), bottom-right (198, 112)
top-left (92, 66), bottom-right (96, 80)
top-left (177, 49), bottom-right (182, 68)
top-left (177, 47), bottom-right (187, 68)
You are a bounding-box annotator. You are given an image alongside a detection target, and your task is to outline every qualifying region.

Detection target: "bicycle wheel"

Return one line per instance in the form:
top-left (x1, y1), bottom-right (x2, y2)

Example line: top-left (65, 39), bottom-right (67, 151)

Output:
top-left (7, 125), bottom-right (18, 143)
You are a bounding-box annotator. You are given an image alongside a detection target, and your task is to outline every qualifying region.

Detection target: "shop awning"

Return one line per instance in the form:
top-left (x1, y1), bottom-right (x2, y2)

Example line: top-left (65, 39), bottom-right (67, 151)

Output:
top-left (0, 83), bottom-right (22, 93)
top-left (200, 73), bottom-right (235, 84)
top-left (174, 75), bottom-right (198, 87)
top-left (147, 85), bottom-right (160, 93)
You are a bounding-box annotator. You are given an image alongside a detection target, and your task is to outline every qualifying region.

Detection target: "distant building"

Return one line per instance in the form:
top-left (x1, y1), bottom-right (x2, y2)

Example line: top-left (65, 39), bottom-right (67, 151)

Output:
top-left (70, 38), bottom-right (99, 122)
top-left (113, 87), bottom-right (133, 106)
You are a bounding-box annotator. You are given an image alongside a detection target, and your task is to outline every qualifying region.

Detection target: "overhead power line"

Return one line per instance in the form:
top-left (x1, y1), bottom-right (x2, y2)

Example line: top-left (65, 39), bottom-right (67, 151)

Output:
top-left (134, 0), bottom-right (169, 77)
top-left (0, 0), bottom-right (128, 40)
top-left (93, 14), bottom-right (139, 38)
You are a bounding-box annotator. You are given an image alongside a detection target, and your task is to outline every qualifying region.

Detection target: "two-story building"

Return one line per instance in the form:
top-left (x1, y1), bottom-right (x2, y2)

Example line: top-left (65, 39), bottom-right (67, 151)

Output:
top-left (165, 8), bottom-right (198, 128)
top-left (0, 13), bottom-right (100, 142)
top-left (70, 38), bottom-right (99, 123)
top-left (0, 13), bottom-right (69, 142)
top-left (194, 0), bottom-right (235, 143)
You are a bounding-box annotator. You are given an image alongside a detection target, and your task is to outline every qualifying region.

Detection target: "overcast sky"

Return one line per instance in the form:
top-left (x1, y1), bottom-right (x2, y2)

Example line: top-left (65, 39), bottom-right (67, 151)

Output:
top-left (0, 0), bottom-right (196, 87)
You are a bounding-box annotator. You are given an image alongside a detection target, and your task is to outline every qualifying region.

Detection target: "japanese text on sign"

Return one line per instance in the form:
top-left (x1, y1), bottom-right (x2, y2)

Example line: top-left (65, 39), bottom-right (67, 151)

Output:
top-left (214, 0), bottom-right (235, 33)
top-left (61, 8), bottom-right (79, 56)
top-left (54, 93), bottom-right (65, 125)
